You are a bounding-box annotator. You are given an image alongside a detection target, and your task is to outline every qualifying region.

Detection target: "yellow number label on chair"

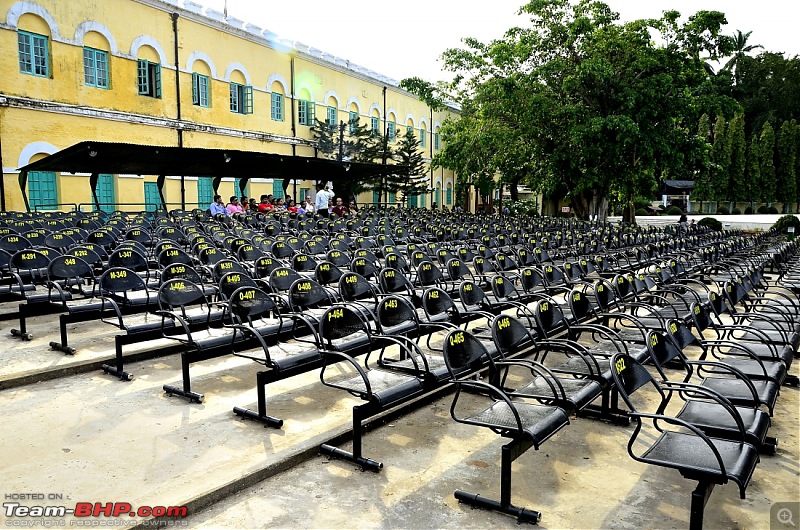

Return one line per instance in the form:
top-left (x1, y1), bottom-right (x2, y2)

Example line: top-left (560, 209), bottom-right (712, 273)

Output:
top-left (614, 357), bottom-right (626, 375)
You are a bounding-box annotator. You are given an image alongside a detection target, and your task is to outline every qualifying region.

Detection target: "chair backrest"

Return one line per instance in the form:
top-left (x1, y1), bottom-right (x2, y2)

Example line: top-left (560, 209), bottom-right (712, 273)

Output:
top-left (379, 267), bottom-right (412, 294)
top-left (161, 263), bottom-right (203, 284)
top-left (610, 353), bottom-right (664, 412)
top-left (490, 273), bottom-right (519, 302)
top-left (289, 278), bottom-right (331, 311)
top-left (491, 314), bottom-right (536, 358)
top-left (689, 301), bottom-right (713, 333)
top-left (291, 253), bottom-right (316, 273)
top-left (314, 260), bottom-right (343, 286)
top-left (319, 304), bottom-right (371, 348)
top-left (11, 248), bottom-right (53, 275)
top-left (213, 259), bottom-right (246, 282)
top-left (351, 257), bottom-right (378, 279)
top-left (99, 267), bottom-right (147, 294)
top-left (459, 280), bottom-right (490, 312)
top-left (159, 278), bottom-right (206, 310)
top-left (108, 248), bottom-right (148, 272)
top-left (377, 294), bottom-right (419, 333)
top-left (416, 260), bottom-right (443, 287)
top-left (237, 244), bottom-right (263, 262)
top-left (219, 271), bottom-right (257, 300)
top-left (645, 330), bottom-right (688, 379)
top-left (593, 279), bottom-right (617, 311)
top-left (568, 289), bottom-right (595, 323)
top-left (534, 298), bottom-right (568, 337)
top-left (442, 329), bottom-right (492, 379)
top-left (228, 286), bottom-right (278, 325)
top-left (47, 255), bottom-right (94, 283)
top-left (157, 247), bottom-right (193, 269)
top-left (422, 287), bottom-right (458, 322)
top-left (664, 318), bottom-right (700, 351)
top-left (0, 233), bottom-right (31, 253)
top-left (254, 255), bottom-right (281, 279)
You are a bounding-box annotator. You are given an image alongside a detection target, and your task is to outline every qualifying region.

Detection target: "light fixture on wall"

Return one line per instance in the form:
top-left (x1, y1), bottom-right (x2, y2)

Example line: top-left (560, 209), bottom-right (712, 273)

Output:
top-left (89, 150), bottom-right (98, 158)
top-left (344, 163), bottom-right (351, 172)
top-left (223, 153), bottom-right (232, 163)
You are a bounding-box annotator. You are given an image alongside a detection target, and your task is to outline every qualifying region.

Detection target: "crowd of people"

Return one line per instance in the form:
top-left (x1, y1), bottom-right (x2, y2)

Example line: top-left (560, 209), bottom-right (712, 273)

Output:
top-left (208, 182), bottom-right (359, 219)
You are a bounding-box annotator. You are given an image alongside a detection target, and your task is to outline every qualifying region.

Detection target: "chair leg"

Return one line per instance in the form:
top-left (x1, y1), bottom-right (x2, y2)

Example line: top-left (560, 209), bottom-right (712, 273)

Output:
top-left (101, 334), bottom-right (133, 381)
top-left (321, 404), bottom-right (383, 472)
top-left (163, 354), bottom-right (203, 403)
top-left (454, 438), bottom-right (540, 524)
top-left (233, 370), bottom-right (284, 428)
top-left (689, 481), bottom-right (715, 530)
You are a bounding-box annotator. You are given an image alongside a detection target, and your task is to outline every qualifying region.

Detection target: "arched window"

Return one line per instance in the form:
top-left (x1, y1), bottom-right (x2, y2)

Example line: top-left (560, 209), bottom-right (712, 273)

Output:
top-left (82, 31), bottom-right (111, 89)
top-left (192, 60), bottom-right (212, 108)
top-left (17, 14), bottom-right (51, 78)
top-left (136, 45), bottom-right (161, 98)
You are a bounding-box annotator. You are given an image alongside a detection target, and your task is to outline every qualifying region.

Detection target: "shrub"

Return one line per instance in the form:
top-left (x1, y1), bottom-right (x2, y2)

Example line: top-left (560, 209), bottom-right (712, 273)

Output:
top-left (768, 206), bottom-right (779, 214)
top-left (731, 207), bottom-right (742, 215)
top-left (757, 205), bottom-right (769, 214)
top-left (698, 217), bottom-right (723, 231)
top-left (744, 206), bottom-right (754, 214)
top-left (634, 208), bottom-right (648, 217)
top-left (716, 206), bottom-right (729, 215)
top-left (771, 214), bottom-right (800, 233)
top-left (633, 197), bottom-right (652, 210)
top-left (664, 205), bottom-right (683, 216)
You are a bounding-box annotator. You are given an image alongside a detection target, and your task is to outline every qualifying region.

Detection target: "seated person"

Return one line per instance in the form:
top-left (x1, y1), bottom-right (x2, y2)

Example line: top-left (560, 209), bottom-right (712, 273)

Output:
top-left (209, 194), bottom-right (227, 216)
top-left (257, 195), bottom-right (274, 213)
top-left (226, 196), bottom-right (244, 215)
top-left (331, 197), bottom-right (349, 218)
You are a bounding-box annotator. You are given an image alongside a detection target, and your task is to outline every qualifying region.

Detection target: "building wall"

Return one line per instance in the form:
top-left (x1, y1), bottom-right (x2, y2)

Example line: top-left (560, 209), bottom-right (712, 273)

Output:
top-left (0, 0), bottom-right (457, 212)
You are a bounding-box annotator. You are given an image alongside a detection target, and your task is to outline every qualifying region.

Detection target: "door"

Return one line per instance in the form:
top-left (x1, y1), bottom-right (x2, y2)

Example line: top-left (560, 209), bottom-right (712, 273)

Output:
top-left (95, 174), bottom-right (115, 213)
top-left (144, 182), bottom-right (161, 212)
top-left (28, 171), bottom-right (58, 210)
top-left (197, 177), bottom-right (214, 209)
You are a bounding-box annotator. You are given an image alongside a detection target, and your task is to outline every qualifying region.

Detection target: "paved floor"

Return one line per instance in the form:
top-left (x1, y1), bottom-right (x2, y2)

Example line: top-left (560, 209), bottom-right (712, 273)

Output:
top-left (0, 302), bottom-right (797, 529)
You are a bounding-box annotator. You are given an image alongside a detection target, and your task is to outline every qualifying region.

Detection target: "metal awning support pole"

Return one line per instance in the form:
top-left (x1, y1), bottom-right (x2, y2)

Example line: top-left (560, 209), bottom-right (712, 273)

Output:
top-left (89, 172), bottom-right (100, 212)
top-left (212, 176), bottom-right (222, 195)
top-left (18, 170), bottom-right (30, 212)
top-left (156, 174), bottom-right (166, 211)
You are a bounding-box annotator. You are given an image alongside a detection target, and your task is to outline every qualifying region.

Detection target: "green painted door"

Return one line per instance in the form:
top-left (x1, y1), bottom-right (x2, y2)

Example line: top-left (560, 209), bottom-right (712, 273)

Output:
top-left (197, 177), bottom-right (214, 208)
top-left (28, 171), bottom-right (57, 210)
top-left (144, 182), bottom-right (161, 212)
top-left (95, 174), bottom-right (115, 213)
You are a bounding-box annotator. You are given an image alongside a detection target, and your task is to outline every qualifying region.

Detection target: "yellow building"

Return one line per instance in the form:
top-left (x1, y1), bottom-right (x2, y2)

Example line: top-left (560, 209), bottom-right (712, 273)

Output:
top-left (0, 0), bottom-right (458, 212)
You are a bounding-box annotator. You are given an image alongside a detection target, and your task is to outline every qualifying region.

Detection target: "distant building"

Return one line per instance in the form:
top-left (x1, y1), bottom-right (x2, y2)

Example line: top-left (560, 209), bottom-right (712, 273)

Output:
top-left (0, 0), bottom-right (457, 212)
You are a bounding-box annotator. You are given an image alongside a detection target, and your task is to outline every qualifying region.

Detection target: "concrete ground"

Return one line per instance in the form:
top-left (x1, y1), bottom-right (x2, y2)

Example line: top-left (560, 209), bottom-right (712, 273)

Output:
top-left (0, 299), bottom-right (797, 530)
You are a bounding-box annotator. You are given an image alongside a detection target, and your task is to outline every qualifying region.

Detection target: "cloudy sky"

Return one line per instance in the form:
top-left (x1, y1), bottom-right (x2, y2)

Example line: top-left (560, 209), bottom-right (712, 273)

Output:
top-left (196, 0), bottom-right (800, 83)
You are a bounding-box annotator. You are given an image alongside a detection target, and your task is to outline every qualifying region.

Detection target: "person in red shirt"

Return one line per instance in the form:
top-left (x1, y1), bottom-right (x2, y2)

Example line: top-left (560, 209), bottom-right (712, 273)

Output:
top-left (257, 195), bottom-right (274, 213)
top-left (331, 197), bottom-right (349, 218)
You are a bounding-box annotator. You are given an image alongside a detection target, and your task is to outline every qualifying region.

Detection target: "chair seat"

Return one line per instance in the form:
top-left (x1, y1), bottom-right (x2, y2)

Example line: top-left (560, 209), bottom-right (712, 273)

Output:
top-left (706, 357), bottom-right (786, 385)
top-left (734, 328), bottom-right (800, 351)
top-left (334, 369), bottom-right (424, 407)
top-left (677, 401), bottom-right (771, 448)
top-left (467, 400), bottom-right (569, 447)
top-left (516, 376), bottom-right (602, 411)
top-left (701, 378), bottom-right (780, 412)
top-left (643, 431), bottom-right (759, 489)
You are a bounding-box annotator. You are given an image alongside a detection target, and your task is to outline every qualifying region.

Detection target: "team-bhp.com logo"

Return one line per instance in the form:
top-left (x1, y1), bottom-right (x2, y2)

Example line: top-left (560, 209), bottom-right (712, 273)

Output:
top-left (4, 495), bottom-right (188, 526)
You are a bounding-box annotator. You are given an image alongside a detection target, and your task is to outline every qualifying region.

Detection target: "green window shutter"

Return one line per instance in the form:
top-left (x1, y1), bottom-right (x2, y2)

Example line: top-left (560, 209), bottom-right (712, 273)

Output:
top-left (372, 190), bottom-right (380, 204)
top-left (371, 117), bottom-right (379, 136)
top-left (407, 125), bottom-right (413, 137)
top-left (96, 50), bottom-right (108, 88)
top-left (153, 64), bottom-right (162, 97)
top-left (420, 193), bottom-right (426, 207)
top-left (137, 59), bottom-right (149, 95)
top-left (18, 32), bottom-right (32, 73)
top-left (96, 174), bottom-right (115, 213)
top-left (446, 186), bottom-right (452, 205)
top-left (272, 181), bottom-right (284, 199)
top-left (144, 182), bottom-right (161, 212)
top-left (197, 177), bottom-right (214, 207)
top-left (309, 101), bottom-right (315, 124)
top-left (18, 32), bottom-right (49, 77)
top-left (244, 85), bottom-right (253, 114)
top-left (327, 106), bottom-right (337, 127)
top-left (420, 130), bottom-right (426, 148)
top-left (388, 121), bottom-right (395, 141)
top-left (434, 132), bottom-right (440, 150)
top-left (230, 83), bottom-right (239, 113)
top-left (298, 100), bottom-right (306, 125)
top-left (271, 93), bottom-right (283, 121)
top-left (408, 194), bottom-right (417, 208)
top-left (192, 73), bottom-right (200, 105)
top-left (389, 192), bottom-right (396, 204)
top-left (83, 48), bottom-right (95, 86)
top-left (349, 111), bottom-right (358, 134)
top-left (28, 171), bottom-right (58, 210)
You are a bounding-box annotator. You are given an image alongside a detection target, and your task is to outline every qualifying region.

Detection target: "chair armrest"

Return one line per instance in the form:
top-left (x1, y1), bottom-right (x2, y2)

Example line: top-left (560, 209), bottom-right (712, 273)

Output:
top-left (227, 323), bottom-right (273, 365)
top-left (154, 309), bottom-right (192, 340)
top-left (319, 349), bottom-right (373, 399)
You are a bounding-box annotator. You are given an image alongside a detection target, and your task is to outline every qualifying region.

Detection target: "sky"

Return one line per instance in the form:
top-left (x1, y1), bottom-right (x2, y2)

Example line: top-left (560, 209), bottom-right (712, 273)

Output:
top-left (196, 0), bottom-right (800, 83)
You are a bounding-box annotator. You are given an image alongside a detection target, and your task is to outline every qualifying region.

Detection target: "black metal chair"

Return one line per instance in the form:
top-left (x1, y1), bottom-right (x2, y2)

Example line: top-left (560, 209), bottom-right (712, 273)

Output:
top-left (442, 328), bottom-right (570, 524)
top-left (610, 352), bottom-right (761, 530)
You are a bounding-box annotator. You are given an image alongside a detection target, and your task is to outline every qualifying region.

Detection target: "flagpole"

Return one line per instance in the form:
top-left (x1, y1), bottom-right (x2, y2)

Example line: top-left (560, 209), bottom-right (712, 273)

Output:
top-left (223, 0), bottom-right (228, 20)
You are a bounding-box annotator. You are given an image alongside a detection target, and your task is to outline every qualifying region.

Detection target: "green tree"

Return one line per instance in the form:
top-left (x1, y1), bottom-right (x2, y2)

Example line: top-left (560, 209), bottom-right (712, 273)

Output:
top-left (744, 134), bottom-right (760, 211)
top-left (711, 115), bottom-right (731, 205)
top-left (391, 128), bottom-right (428, 204)
top-left (410, 0), bottom-right (732, 222)
top-left (721, 30), bottom-right (762, 85)
top-left (692, 113), bottom-right (713, 212)
top-left (728, 112), bottom-right (746, 204)
top-left (759, 121), bottom-right (776, 202)
top-left (776, 120), bottom-right (797, 212)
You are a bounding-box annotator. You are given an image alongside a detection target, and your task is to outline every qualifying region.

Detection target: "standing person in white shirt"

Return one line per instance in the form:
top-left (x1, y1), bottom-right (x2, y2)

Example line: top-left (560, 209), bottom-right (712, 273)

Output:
top-left (314, 182), bottom-right (331, 218)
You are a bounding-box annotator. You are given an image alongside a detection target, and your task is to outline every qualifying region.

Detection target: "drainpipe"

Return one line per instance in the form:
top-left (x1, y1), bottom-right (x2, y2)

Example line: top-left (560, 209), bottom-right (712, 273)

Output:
top-left (290, 57), bottom-right (297, 156)
top-left (0, 116), bottom-right (5, 210)
top-left (172, 12), bottom-right (185, 210)
top-left (429, 107), bottom-right (434, 209)
top-left (382, 86), bottom-right (387, 205)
